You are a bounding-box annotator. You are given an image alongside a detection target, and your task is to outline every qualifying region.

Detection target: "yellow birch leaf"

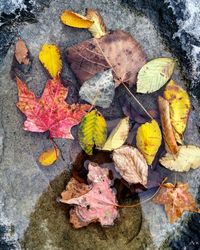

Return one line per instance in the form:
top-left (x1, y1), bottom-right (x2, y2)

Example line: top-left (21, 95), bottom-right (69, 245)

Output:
top-left (61, 10), bottom-right (93, 28)
top-left (101, 117), bottom-right (130, 151)
top-left (160, 145), bottom-right (200, 172)
top-left (39, 44), bottom-right (62, 78)
top-left (164, 80), bottom-right (191, 135)
top-left (38, 147), bottom-right (59, 166)
top-left (136, 119), bottom-right (162, 165)
top-left (86, 8), bottom-right (106, 38)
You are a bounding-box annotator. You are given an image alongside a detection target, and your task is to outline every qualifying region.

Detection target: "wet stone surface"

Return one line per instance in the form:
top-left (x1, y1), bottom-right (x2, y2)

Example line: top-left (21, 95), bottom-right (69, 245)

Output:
top-left (0, 0), bottom-right (200, 249)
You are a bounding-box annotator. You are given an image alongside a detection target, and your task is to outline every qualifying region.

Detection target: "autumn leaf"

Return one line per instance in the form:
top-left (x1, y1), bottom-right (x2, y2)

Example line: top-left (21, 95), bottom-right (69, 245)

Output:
top-left (79, 69), bottom-right (115, 108)
top-left (16, 77), bottom-right (90, 139)
top-left (102, 117), bottom-right (130, 151)
top-left (158, 96), bottom-right (178, 154)
top-left (39, 44), bottom-right (62, 78)
top-left (137, 58), bottom-right (175, 93)
top-left (15, 39), bottom-right (29, 65)
top-left (164, 80), bottom-right (191, 136)
top-left (38, 147), bottom-right (59, 166)
top-left (59, 162), bottom-right (119, 228)
top-left (60, 10), bottom-right (93, 28)
top-left (78, 110), bottom-right (107, 155)
top-left (86, 8), bottom-right (106, 38)
top-left (160, 145), bottom-right (200, 172)
top-left (153, 182), bottom-right (200, 224)
top-left (112, 145), bottom-right (148, 186)
top-left (136, 119), bottom-right (162, 165)
top-left (65, 30), bottom-right (146, 87)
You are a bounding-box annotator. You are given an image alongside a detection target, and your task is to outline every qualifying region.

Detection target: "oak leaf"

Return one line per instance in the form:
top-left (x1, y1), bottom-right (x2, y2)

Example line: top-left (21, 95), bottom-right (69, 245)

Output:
top-left (15, 39), bottom-right (29, 65)
top-left (16, 77), bottom-right (90, 139)
top-left (112, 145), bottom-right (148, 186)
top-left (38, 147), bottom-right (59, 166)
top-left (65, 30), bottom-right (146, 87)
top-left (153, 182), bottom-right (200, 224)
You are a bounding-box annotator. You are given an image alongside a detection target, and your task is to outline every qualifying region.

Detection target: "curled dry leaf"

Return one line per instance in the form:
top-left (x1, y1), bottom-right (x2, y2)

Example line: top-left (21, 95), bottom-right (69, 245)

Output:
top-left (60, 10), bottom-right (93, 28)
top-left (153, 182), bottom-right (200, 224)
top-left (102, 117), bottom-right (130, 151)
top-left (136, 119), bottom-right (162, 165)
top-left (113, 145), bottom-right (148, 186)
top-left (39, 44), bottom-right (62, 78)
top-left (38, 147), bottom-right (59, 166)
top-left (164, 80), bottom-right (191, 136)
top-left (79, 69), bottom-right (115, 108)
top-left (158, 96), bottom-right (178, 154)
top-left (65, 30), bottom-right (146, 87)
top-left (60, 162), bottom-right (118, 228)
top-left (160, 145), bottom-right (200, 172)
top-left (78, 110), bottom-right (107, 155)
top-left (86, 8), bottom-right (106, 38)
top-left (15, 39), bottom-right (29, 65)
top-left (16, 77), bottom-right (90, 139)
top-left (137, 58), bottom-right (175, 93)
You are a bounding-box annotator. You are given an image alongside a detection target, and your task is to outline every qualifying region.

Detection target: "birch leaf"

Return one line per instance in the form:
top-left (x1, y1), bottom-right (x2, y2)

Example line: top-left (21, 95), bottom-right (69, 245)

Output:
top-left (38, 147), bottom-right (59, 166)
top-left (137, 58), bottom-right (175, 93)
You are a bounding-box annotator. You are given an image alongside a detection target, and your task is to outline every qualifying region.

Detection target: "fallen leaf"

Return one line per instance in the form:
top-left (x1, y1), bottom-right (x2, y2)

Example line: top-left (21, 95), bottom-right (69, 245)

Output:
top-left (60, 162), bottom-right (119, 228)
top-left (79, 69), bottom-right (115, 108)
top-left (16, 77), bottom-right (90, 139)
top-left (39, 44), bottom-right (62, 78)
top-left (38, 147), bottom-right (59, 166)
top-left (136, 119), bottom-right (162, 165)
top-left (112, 145), bottom-right (148, 186)
top-left (86, 8), bottom-right (106, 38)
top-left (15, 39), bottom-right (29, 65)
top-left (102, 117), bottom-right (130, 151)
top-left (137, 58), bottom-right (175, 93)
top-left (153, 182), bottom-right (200, 223)
top-left (163, 80), bottom-right (191, 136)
top-left (65, 30), bottom-right (147, 86)
top-left (60, 10), bottom-right (93, 28)
top-left (158, 96), bottom-right (178, 154)
top-left (159, 145), bottom-right (200, 172)
top-left (78, 110), bottom-right (107, 155)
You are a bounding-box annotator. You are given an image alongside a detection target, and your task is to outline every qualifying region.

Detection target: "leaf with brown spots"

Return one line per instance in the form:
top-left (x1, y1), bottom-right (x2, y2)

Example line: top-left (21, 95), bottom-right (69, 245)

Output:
top-left (15, 39), bottom-right (29, 65)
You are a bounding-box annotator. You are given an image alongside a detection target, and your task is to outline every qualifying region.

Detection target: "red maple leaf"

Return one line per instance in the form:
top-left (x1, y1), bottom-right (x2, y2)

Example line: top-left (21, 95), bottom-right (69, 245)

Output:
top-left (16, 77), bottom-right (91, 139)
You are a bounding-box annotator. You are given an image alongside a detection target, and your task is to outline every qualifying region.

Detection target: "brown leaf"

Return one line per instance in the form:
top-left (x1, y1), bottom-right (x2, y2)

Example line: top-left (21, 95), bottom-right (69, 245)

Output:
top-left (15, 39), bottom-right (29, 65)
top-left (65, 30), bottom-right (146, 87)
top-left (158, 96), bottom-right (178, 155)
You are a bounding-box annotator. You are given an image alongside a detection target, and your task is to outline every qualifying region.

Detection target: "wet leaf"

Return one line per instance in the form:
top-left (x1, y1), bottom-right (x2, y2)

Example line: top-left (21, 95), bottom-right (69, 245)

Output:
top-left (137, 58), bottom-right (175, 93)
top-left (102, 117), bottom-right (130, 151)
top-left (160, 145), bottom-right (200, 172)
top-left (153, 182), bottom-right (200, 224)
top-left (86, 8), bottom-right (106, 38)
top-left (39, 44), bottom-right (62, 78)
top-left (113, 145), bottom-right (148, 186)
top-left (164, 80), bottom-right (191, 136)
top-left (60, 162), bottom-right (119, 228)
top-left (65, 30), bottom-right (146, 87)
top-left (38, 147), bottom-right (59, 166)
top-left (78, 110), bottom-right (107, 155)
top-left (79, 69), bottom-right (115, 108)
top-left (60, 10), bottom-right (93, 28)
top-left (15, 39), bottom-right (29, 65)
top-left (158, 96), bottom-right (178, 154)
top-left (16, 77), bottom-right (90, 139)
top-left (136, 120), bottom-right (162, 165)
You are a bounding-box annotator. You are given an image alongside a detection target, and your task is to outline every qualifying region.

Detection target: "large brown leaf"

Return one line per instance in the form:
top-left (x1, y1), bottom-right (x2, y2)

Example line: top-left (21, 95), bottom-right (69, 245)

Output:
top-left (65, 30), bottom-right (146, 86)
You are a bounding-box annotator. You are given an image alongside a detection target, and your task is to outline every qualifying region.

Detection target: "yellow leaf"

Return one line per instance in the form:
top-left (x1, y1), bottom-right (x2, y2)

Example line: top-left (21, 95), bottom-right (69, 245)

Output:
top-left (39, 44), bottom-right (62, 78)
top-left (78, 110), bottom-right (107, 155)
top-left (86, 9), bottom-right (106, 38)
top-left (102, 117), bottom-right (129, 151)
top-left (38, 147), bottom-right (59, 166)
top-left (136, 119), bottom-right (162, 165)
top-left (137, 58), bottom-right (175, 93)
top-left (61, 10), bottom-right (93, 28)
top-left (164, 80), bottom-right (191, 135)
top-left (160, 145), bottom-right (200, 172)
